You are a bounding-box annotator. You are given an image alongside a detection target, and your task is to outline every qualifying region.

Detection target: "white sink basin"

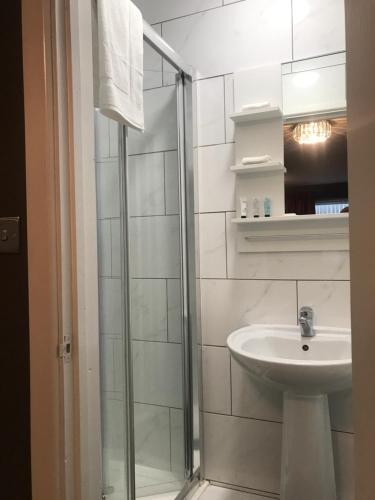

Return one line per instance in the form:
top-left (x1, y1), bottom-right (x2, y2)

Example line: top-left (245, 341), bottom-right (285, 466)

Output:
top-left (227, 323), bottom-right (352, 500)
top-left (227, 324), bottom-right (351, 394)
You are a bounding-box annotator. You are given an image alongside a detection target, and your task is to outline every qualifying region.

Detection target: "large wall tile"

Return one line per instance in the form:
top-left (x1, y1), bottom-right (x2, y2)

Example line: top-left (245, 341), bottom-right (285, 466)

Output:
top-left (283, 63), bottom-right (346, 116)
top-left (292, 0), bottom-right (346, 60)
top-left (102, 399), bottom-right (127, 494)
top-left (133, 341), bottom-right (183, 408)
top-left (170, 409), bottom-right (185, 475)
top-left (162, 60), bottom-right (179, 87)
top-left (202, 346), bottom-right (231, 414)
top-left (109, 119), bottom-right (119, 158)
top-left (102, 398), bottom-right (126, 463)
top-left (96, 162), bottom-right (120, 219)
top-left (130, 215), bottom-right (181, 278)
top-left (98, 219), bottom-right (111, 277)
top-left (113, 338), bottom-right (125, 393)
top-left (144, 24), bottom-right (163, 90)
top-left (199, 213), bottom-right (227, 279)
top-left (201, 279), bottom-right (297, 346)
top-left (162, 0), bottom-right (292, 79)
top-left (231, 358), bottom-right (283, 422)
top-left (165, 150), bottom-right (180, 215)
top-left (333, 431), bottom-right (354, 500)
top-left (203, 412), bottom-right (282, 493)
top-left (167, 279), bottom-right (182, 343)
top-left (100, 337), bottom-right (115, 392)
top-left (99, 278), bottom-right (122, 335)
top-left (329, 390), bottom-right (353, 434)
top-left (110, 218), bottom-right (121, 278)
top-left (128, 86), bottom-right (178, 155)
top-left (297, 281), bottom-right (351, 328)
top-left (197, 77), bottom-right (225, 146)
top-left (226, 213), bottom-right (350, 280)
top-left (224, 74), bottom-right (235, 143)
top-left (128, 153), bottom-right (166, 216)
top-left (94, 110), bottom-right (110, 160)
top-left (198, 144), bottom-right (235, 213)
top-left (130, 279), bottom-right (168, 341)
top-left (134, 0), bottom-right (222, 24)
top-left (134, 403), bottom-right (171, 470)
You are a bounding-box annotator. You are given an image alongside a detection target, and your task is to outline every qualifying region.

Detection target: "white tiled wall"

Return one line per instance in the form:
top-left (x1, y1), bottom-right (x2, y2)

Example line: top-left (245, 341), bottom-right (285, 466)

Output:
top-left (134, 1), bottom-right (352, 498)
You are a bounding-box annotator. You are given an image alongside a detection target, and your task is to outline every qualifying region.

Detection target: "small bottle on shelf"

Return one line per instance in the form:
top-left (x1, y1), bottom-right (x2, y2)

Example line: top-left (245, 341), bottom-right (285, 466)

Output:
top-left (264, 197), bottom-right (272, 217)
top-left (240, 197), bottom-right (248, 218)
top-left (253, 198), bottom-right (260, 218)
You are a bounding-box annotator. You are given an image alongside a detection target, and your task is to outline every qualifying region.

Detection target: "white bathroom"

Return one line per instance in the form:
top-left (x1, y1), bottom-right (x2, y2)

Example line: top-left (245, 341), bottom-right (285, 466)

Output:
top-left (13, 0), bottom-right (375, 499)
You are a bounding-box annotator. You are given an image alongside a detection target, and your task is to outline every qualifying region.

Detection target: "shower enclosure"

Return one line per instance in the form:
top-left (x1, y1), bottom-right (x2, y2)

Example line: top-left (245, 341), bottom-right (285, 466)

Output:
top-left (94, 21), bottom-right (201, 500)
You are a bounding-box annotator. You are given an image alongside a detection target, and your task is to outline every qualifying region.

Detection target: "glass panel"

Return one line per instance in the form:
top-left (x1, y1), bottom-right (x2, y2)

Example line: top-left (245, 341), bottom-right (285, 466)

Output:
top-left (94, 111), bottom-right (129, 499)
top-left (127, 42), bottom-right (186, 499)
top-left (94, 34), bottom-right (198, 500)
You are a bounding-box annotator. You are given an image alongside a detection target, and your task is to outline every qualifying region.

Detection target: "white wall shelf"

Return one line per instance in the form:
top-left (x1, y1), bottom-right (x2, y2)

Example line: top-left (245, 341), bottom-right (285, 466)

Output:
top-left (230, 106), bottom-right (282, 124)
top-left (230, 161), bottom-right (286, 175)
top-left (232, 213), bottom-right (348, 224)
top-left (232, 213), bottom-right (349, 252)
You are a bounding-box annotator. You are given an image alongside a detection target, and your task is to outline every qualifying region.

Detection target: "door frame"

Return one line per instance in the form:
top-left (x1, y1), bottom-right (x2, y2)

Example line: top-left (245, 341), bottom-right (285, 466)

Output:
top-left (23, 0), bottom-right (66, 498)
top-left (23, 0), bottom-right (102, 498)
top-left (346, 0), bottom-right (375, 498)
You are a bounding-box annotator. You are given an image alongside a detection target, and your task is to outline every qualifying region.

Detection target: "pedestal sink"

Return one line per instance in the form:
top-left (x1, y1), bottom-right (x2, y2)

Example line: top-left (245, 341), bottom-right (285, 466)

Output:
top-left (227, 324), bottom-right (352, 500)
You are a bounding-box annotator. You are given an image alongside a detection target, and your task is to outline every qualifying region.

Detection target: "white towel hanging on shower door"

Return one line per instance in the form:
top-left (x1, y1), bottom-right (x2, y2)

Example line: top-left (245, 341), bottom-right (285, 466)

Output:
top-left (93, 0), bottom-right (144, 131)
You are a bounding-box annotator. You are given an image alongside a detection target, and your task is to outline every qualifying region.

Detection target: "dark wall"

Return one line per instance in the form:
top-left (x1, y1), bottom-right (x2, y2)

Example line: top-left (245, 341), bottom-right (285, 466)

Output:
top-left (0, 1), bottom-right (32, 498)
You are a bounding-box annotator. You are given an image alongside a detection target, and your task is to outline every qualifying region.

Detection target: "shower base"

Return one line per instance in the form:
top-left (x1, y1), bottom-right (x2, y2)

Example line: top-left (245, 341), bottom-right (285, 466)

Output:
top-left (105, 459), bottom-right (184, 499)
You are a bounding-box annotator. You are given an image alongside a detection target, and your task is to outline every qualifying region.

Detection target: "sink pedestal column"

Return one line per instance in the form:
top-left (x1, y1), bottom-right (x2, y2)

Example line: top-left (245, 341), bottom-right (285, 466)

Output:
top-left (281, 392), bottom-right (336, 500)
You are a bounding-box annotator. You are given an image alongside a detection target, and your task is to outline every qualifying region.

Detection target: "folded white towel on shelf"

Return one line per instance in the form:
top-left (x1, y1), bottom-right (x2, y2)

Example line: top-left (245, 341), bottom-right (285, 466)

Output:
top-left (241, 101), bottom-right (271, 112)
top-left (94, 0), bottom-right (144, 131)
top-left (241, 155), bottom-right (271, 165)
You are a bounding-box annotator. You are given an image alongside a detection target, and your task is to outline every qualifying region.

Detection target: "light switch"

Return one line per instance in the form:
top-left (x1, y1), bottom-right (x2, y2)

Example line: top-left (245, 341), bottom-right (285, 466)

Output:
top-left (0, 218), bottom-right (20, 254)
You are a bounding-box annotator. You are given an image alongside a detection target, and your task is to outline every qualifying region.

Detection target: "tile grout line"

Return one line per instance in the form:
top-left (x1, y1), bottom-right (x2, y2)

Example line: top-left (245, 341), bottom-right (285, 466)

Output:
top-left (224, 212), bottom-right (228, 279)
top-left (109, 219), bottom-right (113, 277)
top-left (132, 338), bottom-right (182, 345)
top-left (291, 0), bottom-right (294, 60)
top-left (100, 275), bottom-right (350, 282)
top-left (163, 151), bottom-right (167, 216)
top-left (229, 353), bottom-right (233, 416)
top-left (204, 410), bottom-right (353, 435)
top-left (296, 280), bottom-right (299, 323)
top-left (147, 0), bottom-right (249, 27)
top-left (223, 75), bottom-right (227, 144)
top-left (134, 400), bottom-right (183, 412)
top-left (166, 278), bottom-right (170, 342)
top-left (169, 407), bottom-right (173, 471)
top-left (210, 480), bottom-right (279, 499)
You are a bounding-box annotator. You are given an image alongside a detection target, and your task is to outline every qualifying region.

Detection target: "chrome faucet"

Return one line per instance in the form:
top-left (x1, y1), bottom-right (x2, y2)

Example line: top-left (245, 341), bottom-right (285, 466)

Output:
top-left (299, 306), bottom-right (315, 337)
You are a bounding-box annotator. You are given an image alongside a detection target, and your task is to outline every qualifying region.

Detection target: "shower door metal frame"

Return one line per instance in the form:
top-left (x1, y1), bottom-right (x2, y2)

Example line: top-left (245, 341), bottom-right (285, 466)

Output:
top-left (118, 23), bottom-right (200, 500)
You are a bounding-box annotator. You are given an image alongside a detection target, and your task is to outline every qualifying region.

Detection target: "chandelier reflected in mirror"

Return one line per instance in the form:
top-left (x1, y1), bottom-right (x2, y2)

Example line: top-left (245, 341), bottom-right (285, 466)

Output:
top-left (293, 120), bottom-right (332, 145)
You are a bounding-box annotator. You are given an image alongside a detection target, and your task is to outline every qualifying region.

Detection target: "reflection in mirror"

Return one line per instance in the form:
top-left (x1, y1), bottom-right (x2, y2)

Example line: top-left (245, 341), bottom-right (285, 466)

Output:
top-left (282, 53), bottom-right (348, 216)
top-left (284, 116), bottom-right (348, 215)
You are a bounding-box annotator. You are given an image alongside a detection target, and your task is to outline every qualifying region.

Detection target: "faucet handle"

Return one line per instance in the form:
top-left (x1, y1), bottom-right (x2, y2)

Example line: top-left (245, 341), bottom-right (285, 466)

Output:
top-left (299, 306), bottom-right (313, 320)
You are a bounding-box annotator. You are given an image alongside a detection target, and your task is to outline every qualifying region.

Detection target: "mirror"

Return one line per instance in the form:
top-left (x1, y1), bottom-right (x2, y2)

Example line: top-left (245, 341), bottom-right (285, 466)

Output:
top-left (282, 53), bottom-right (348, 216)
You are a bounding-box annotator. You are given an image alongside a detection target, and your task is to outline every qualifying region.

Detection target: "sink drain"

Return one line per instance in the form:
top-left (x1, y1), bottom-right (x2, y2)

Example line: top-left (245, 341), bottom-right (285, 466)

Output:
top-left (302, 344), bottom-right (309, 351)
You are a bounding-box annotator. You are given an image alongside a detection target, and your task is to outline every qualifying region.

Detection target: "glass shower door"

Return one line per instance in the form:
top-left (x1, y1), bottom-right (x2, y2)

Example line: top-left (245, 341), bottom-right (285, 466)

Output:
top-left (126, 43), bottom-right (187, 498)
top-left (95, 108), bottom-right (130, 500)
top-left (95, 32), bottom-right (198, 500)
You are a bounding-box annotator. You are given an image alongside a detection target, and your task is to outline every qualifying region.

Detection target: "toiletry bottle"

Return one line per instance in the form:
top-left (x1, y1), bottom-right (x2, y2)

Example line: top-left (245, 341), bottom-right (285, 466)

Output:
top-left (240, 197), bottom-right (248, 219)
top-left (253, 198), bottom-right (260, 218)
top-left (264, 197), bottom-right (272, 217)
